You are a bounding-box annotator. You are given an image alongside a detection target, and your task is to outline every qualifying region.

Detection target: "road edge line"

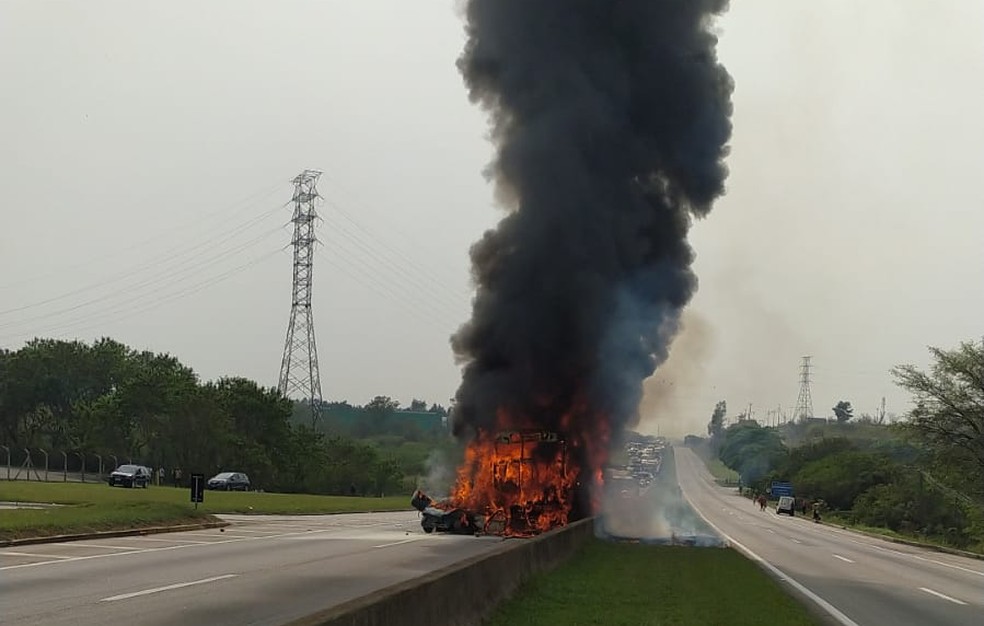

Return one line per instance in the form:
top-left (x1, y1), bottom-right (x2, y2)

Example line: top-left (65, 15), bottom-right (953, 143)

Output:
top-left (0, 520), bottom-right (230, 547)
top-left (676, 448), bottom-right (860, 626)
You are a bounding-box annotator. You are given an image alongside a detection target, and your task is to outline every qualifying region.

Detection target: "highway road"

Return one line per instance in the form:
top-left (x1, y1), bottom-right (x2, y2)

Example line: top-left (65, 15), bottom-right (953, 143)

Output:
top-left (0, 511), bottom-right (505, 625)
top-left (675, 446), bottom-right (984, 626)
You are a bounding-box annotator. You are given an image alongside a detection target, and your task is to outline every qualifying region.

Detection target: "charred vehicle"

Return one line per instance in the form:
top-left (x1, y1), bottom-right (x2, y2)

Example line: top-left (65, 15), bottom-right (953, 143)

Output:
top-left (411, 490), bottom-right (480, 534)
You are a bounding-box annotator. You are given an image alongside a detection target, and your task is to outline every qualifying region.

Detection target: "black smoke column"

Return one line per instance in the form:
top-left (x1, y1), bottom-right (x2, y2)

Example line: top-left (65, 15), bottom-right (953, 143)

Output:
top-left (451, 0), bottom-right (734, 506)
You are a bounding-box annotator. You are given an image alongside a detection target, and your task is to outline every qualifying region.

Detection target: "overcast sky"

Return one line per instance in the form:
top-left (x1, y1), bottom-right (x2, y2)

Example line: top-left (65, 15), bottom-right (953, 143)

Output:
top-left (1, 1), bottom-right (982, 437)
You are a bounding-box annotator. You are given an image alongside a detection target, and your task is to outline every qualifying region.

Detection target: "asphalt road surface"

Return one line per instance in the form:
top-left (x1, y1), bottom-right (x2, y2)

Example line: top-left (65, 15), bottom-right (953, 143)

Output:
top-left (675, 446), bottom-right (984, 626)
top-left (0, 511), bottom-right (506, 625)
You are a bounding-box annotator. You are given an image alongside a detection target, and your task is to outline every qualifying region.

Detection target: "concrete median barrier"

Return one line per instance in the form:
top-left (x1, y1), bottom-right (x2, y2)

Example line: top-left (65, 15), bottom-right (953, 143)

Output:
top-left (288, 517), bottom-right (595, 626)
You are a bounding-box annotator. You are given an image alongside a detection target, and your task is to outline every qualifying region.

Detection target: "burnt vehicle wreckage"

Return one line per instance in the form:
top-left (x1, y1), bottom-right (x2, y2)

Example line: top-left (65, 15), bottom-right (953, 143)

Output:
top-left (411, 429), bottom-right (585, 537)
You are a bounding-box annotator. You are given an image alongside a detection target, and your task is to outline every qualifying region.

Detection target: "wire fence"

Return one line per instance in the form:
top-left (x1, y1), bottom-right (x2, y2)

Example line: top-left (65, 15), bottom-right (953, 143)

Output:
top-left (0, 445), bottom-right (153, 485)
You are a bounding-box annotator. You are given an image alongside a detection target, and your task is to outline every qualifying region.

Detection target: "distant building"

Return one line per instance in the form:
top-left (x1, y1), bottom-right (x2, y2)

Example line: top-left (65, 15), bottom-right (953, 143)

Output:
top-left (319, 404), bottom-right (447, 437)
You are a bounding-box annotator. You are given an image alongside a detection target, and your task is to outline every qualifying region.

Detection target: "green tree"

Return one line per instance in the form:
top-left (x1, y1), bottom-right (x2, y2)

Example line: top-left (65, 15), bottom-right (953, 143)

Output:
top-left (718, 421), bottom-right (786, 486)
top-left (893, 341), bottom-right (984, 496)
top-left (208, 377), bottom-right (293, 488)
top-left (833, 400), bottom-right (854, 423)
top-left (707, 400), bottom-right (726, 439)
top-left (792, 450), bottom-right (893, 510)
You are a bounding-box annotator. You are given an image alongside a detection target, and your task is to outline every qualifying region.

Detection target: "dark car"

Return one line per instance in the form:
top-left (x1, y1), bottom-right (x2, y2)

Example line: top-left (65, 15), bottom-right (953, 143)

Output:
top-left (207, 472), bottom-right (251, 491)
top-left (108, 464), bottom-right (152, 488)
top-left (411, 490), bottom-right (478, 534)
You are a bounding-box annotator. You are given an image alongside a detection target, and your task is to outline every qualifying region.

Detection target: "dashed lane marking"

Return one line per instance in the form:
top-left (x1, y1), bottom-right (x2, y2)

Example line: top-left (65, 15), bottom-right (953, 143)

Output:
top-left (0, 527), bottom-right (340, 572)
top-left (100, 574), bottom-right (238, 602)
top-left (919, 587), bottom-right (967, 606)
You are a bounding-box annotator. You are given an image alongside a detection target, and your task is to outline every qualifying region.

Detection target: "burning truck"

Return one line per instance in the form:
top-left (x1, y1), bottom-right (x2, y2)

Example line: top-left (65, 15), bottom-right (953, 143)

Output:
top-left (434, 0), bottom-right (732, 541)
top-left (412, 429), bottom-right (587, 537)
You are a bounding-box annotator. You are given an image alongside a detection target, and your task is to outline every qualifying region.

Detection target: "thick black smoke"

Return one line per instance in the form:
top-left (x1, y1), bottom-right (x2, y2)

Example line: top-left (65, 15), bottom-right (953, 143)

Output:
top-left (451, 1), bottom-right (733, 446)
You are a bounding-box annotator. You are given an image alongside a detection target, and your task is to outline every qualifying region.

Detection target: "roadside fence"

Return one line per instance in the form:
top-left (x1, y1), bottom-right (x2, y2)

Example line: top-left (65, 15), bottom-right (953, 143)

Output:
top-left (0, 445), bottom-right (141, 484)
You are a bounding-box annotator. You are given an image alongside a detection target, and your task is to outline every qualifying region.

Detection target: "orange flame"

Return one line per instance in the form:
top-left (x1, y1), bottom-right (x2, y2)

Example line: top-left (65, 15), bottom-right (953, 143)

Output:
top-left (450, 406), bottom-right (610, 536)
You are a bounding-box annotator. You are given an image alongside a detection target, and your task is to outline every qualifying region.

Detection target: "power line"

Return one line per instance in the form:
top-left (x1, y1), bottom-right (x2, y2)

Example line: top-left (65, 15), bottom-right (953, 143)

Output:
top-left (37, 249), bottom-right (284, 342)
top-left (0, 224), bottom-right (285, 334)
top-left (316, 245), bottom-right (462, 333)
top-left (0, 180), bottom-right (286, 293)
top-left (0, 201), bottom-right (286, 319)
top-left (323, 198), bottom-right (471, 308)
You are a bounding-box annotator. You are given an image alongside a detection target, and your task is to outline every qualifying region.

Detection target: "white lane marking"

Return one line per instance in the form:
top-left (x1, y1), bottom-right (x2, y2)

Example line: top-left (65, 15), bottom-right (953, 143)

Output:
top-left (849, 540), bottom-right (984, 578)
top-left (676, 454), bottom-right (861, 626)
top-left (832, 554), bottom-right (854, 563)
top-left (689, 450), bottom-right (984, 581)
top-left (128, 536), bottom-right (216, 544)
top-left (202, 528), bottom-right (277, 534)
top-left (0, 527), bottom-right (332, 572)
top-left (919, 587), bottom-right (967, 605)
top-left (372, 538), bottom-right (418, 549)
top-left (100, 574), bottom-right (237, 602)
top-left (787, 514), bottom-right (984, 578)
top-left (0, 551), bottom-right (75, 560)
top-left (54, 543), bottom-right (145, 551)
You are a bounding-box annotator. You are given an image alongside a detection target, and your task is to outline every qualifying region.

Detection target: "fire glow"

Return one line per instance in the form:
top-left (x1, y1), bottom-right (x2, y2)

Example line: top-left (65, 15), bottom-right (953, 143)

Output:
top-left (445, 0), bottom-right (732, 538)
top-left (448, 408), bottom-right (609, 536)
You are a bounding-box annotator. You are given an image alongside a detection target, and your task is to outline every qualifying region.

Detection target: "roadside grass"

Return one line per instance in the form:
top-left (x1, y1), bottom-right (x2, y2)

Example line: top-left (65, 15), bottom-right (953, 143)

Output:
top-left (488, 539), bottom-right (820, 626)
top-left (0, 481), bottom-right (413, 541)
top-left (702, 457), bottom-right (740, 486)
top-left (0, 502), bottom-right (210, 541)
top-left (824, 514), bottom-right (984, 556)
top-left (0, 481), bottom-right (412, 514)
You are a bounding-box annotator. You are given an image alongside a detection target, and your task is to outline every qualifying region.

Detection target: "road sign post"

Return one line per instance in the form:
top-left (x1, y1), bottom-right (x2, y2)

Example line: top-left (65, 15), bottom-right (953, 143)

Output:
top-left (190, 473), bottom-right (205, 509)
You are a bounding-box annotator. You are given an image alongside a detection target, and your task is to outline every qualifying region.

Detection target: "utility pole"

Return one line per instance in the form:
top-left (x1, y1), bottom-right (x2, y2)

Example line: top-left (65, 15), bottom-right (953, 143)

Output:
top-left (278, 170), bottom-right (324, 428)
top-left (793, 356), bottom-right (815, 423)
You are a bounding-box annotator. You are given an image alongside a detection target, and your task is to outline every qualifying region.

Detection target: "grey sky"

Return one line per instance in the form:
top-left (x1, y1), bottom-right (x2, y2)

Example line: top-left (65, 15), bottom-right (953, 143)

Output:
top-left (2, 1), bottom-right (982, 436)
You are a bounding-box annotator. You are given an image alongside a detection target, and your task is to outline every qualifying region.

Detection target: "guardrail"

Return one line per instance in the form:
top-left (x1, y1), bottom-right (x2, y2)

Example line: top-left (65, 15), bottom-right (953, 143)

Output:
top-left (289, 517), bottom-right (595, 626)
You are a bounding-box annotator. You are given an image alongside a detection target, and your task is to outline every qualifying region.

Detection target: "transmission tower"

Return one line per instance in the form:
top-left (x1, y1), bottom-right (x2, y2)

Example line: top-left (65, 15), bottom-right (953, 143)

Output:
top-left (278, 169), bottom-right (324, 427)
top-left (793, 356), bottom-right (815, 422)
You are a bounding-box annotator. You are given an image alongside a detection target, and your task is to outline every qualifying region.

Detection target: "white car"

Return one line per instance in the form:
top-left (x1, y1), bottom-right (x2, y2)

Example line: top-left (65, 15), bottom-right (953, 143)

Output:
top-left (776, 496), bottom-right (796, 516)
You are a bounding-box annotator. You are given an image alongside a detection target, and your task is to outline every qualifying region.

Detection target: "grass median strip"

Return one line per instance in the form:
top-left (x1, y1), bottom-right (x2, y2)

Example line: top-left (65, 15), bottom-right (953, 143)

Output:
top-left (0, 481), bottom-right (413, 542)
top-left (0, 501), bottom-right (211, 541)
top-left (488, 539), bottom-right (820, 626)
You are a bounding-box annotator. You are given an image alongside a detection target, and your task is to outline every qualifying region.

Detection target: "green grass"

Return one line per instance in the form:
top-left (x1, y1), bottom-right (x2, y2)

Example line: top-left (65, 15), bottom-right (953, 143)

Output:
top-left (702, 456), bottom-right (740, 485)
top-left (824, 514), bottom-right (984, 556)
top-left (488, 539), bottom-right (820, 626)
top-left (0, 481), bottom-right (413, 541)
top-left (0, 481), bottom-right (412, 514)
top-left (0, 502), bottom-right (211, 541)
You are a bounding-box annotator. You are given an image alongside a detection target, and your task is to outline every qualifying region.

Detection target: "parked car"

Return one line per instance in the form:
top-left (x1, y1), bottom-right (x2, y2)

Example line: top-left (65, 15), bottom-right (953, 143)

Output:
top-left (776, 495), bottom-right (796, 516)
top-left (108, 464), bottom-right (152, 488)
top-left (207, 472), bottom-right (251, 491)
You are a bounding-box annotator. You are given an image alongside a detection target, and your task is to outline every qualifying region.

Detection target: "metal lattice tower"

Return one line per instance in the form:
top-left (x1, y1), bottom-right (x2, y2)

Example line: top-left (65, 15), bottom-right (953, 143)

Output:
top-left (793, 356), bottom-right (815, 422)
top-left (278, 170), bottom-right (324, 427)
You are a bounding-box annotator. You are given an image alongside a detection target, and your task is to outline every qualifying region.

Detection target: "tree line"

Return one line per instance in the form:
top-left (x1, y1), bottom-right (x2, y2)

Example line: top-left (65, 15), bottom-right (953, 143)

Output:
top-left (697, 340), bottom-right (984, 550)
top-left (0, 337), bottom-right (447, 496)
